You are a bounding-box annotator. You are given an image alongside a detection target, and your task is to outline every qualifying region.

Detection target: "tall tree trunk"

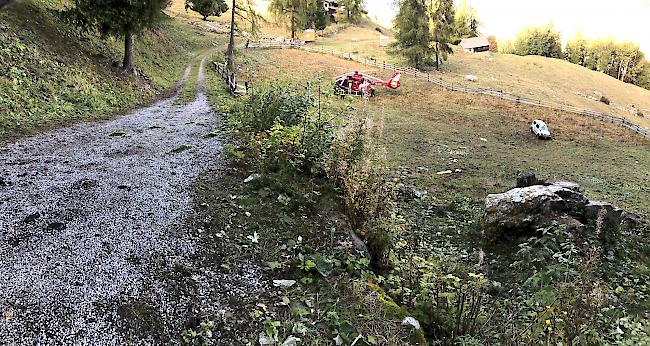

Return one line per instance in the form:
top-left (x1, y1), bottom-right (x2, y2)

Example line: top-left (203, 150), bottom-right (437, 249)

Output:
top-left (290, 10), bottom-right (296, 39)
top-left (0, 0), bottom-right (13, 9)
top-left (123, 31), bottom-right (134, 72)
top-left (226, 0), bottom-right (236, 70)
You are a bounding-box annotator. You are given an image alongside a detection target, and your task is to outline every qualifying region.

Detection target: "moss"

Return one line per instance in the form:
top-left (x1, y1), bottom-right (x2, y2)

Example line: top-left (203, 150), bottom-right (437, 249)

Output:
top-left (366, 282), bottom-right (429, 345)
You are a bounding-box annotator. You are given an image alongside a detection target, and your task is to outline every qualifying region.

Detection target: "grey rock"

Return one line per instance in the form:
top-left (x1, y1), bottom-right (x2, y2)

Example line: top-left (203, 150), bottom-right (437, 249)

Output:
top-left (585, 201), bottom-right (624, 230)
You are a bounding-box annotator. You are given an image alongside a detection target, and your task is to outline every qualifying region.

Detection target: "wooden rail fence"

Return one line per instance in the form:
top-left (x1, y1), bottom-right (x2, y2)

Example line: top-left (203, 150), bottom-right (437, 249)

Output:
top-left (246, 40), bottom-right (650, 139)
top-left (214, 61), bottom-right (250, 96)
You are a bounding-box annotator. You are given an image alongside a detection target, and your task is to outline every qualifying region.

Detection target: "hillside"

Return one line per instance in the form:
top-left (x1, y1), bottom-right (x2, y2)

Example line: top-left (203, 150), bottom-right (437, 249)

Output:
top-left (314, 23), bottom-right (650, 130)
top-left (0, 0), bottom-right (220, 143)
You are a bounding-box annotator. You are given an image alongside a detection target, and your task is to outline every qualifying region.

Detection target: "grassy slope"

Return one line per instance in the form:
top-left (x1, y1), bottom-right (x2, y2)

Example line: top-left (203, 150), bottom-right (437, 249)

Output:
top-left (238, 48), bottom-right (650, 217)
top-left (315, 24), bottom-right (650, 129)
top-left (0, 0), bottom-right (217, 143)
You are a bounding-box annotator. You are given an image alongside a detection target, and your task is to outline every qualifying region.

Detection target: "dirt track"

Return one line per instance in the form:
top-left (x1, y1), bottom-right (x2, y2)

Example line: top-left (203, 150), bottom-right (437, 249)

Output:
top-left (0, 58), bottom-right (248, 344)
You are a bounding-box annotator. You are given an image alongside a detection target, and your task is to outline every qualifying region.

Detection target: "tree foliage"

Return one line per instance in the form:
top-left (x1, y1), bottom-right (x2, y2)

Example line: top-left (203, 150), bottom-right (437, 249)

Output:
top-left (428, 0), bottom-right (454, 70)
top-left (185, 0), bottom-right (228, 21)
top-left (392, 0), bottom-right (432, 68)
top-left (513, 24), bottom-right (562, 58)
top-left (306, 0), bottom-right (328, 30)
top-left (339, 0), bottom-right (366, 22)
top-left (66, 0), bottom-right (168, 71)
top-left (269, 0), bottom-right (305, 39)
top-left (452, 0), bottom-right (479, 43)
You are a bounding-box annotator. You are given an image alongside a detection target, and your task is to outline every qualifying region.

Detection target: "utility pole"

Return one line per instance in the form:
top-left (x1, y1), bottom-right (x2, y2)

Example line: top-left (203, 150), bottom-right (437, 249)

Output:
top-left (226, 0), bottom-right (236, 70)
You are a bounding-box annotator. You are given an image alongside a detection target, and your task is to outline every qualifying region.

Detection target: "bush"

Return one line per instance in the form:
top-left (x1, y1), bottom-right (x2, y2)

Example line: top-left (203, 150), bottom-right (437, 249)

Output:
top-left (600, 95), bottom-right (611, 105)
top-left (324, 117), bottom-right (396, 269)
top-left (514, 24), bottom-right (563, 58)
top-left (227, 83), bottom-right (333, 174)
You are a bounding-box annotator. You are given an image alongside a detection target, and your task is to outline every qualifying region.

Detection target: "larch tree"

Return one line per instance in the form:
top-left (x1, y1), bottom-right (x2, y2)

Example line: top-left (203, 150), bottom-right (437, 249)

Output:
top-left (392, 0), bottom-right (432, 68)
top-left (428, 0), bottom-right (454, 70)
top-left (185, 0), bottom-right (229, 21)
top-left (226, 0), bottom-right (262, 70)
top-left (269, 0), bottom-right (306, 39)
top-left (452, 0), bottom-right (480, 42)
top-left (67, 0), bottom-right (168, 72)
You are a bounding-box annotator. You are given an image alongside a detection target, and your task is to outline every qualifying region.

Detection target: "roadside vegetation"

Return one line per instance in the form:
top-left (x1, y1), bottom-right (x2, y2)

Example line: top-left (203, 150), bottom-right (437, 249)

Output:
top-left (0, 0), bottom-right (220, 143)
top-left (201, 43), bottom-right (650, 344)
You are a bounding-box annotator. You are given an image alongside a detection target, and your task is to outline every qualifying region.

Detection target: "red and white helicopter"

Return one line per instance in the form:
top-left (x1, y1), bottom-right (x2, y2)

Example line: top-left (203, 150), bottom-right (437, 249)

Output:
top-left (332, 69), bottom-right (401, 97)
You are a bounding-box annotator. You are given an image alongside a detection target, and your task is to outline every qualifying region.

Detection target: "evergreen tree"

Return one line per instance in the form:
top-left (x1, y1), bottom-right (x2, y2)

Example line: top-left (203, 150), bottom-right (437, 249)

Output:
top-left (306, 0), bottom-right (328, 30)
top-left (429, 0), bottom-right (454, 70)
top-left (392, 0), bottom-right (432, 68)
top-left (67, 0), bottom-right (168, 72)
top-left (185, 0), bottom-right (229, 21)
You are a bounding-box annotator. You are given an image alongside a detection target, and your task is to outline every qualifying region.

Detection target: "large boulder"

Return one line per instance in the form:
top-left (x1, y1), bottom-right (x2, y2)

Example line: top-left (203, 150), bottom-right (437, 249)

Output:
top-left (482, 181), bottom-right (588, 237)
top-left (482, 180), bottom-right (644, 239)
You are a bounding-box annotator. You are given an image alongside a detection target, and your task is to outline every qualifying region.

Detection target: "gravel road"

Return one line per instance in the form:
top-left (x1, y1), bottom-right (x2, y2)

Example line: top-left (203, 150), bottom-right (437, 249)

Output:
top-left (0, 58), bottom-right (239, 344)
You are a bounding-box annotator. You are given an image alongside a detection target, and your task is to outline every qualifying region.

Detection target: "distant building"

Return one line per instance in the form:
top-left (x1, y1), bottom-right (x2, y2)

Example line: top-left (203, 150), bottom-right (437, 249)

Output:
top-left (459, 37), bottom-right (490, 53)
top-left (324, 0), bottom-right (339, 17)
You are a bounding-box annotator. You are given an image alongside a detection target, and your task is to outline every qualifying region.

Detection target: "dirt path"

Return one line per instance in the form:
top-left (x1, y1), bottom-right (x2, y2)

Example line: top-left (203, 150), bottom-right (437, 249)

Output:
top-left (0, 57), bottom-right (232, 343)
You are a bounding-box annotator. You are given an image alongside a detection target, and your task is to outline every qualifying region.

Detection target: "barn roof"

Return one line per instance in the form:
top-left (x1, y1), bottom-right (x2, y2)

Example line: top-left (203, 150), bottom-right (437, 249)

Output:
top-left (459, 37), bottom-right (490, 49)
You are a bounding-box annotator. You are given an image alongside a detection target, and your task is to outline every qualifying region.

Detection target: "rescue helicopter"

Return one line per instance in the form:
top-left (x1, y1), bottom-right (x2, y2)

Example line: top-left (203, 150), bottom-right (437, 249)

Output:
top-left (332, 69), bottom-right (401, 97)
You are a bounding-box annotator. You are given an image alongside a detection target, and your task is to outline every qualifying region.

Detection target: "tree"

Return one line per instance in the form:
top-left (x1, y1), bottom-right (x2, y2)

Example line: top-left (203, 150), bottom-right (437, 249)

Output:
top-left (339, 0), bottom-right (366, 22)
top-left (185, 0), bottom-right (229, 21)
top-left (226, 0), bottom-right (262, 70)
top-left (637, 63), bottom-right (650, 90)
top-left (269, 0), bottom-right (306, 39)
top-left (513, 24), bottom-right (562, 58)
top-left (487, 35), bottom-right (497, 52)
top-left (565, 33), bottom-right (588, 66)
top-left (428, 0), bottom-right (454, 70)
top-left (306, 0), bottom-right (328, 30)
top-left (392, 0), bottom-right (432, 68)
top-left (452, 0), bottom-right (480, 43)
top-left (67, 0), bottom-right (168, 72)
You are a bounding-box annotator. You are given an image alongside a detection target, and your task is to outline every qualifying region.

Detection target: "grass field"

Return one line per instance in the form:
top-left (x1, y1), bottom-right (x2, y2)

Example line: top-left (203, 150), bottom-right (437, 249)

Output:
top-left (314, 24), bottom-right (650, 130)
top-left (237, 47), bottom-right (650, 217)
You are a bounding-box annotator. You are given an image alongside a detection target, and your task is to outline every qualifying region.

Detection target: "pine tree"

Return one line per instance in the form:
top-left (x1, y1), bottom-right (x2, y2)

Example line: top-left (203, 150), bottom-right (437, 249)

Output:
top-left (185, 0), bottom-right (229, 21)
top-left (429, 0), bottom-right (454, 70)
top-left (67, 0), bottom-right (168, 72)
top-left (392, 0), bottom-right (432, 68)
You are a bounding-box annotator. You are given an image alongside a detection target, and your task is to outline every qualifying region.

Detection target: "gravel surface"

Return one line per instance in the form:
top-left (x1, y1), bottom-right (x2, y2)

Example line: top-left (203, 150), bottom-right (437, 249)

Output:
top-left (0, 58), bottom-right (247, 344)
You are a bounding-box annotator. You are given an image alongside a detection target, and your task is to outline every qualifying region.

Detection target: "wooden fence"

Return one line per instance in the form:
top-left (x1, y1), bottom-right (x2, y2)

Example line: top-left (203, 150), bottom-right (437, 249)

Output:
top-left (214, 61), bottom-right (250, 96)
top-left (247, 40), bottom-right (650, 139)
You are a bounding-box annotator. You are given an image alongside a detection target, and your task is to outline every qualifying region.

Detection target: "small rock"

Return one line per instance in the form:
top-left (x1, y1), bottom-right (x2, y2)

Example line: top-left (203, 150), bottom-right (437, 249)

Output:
top-left (437, 170), bottom-right (453, 175)
top-left (24, 212), bottom-right (41, 223)
top-left (47, 222), bottom-right (66, 231)
top-left (465, 74), bottom-right (478, 82)
top-left (516, 172), bottom-right (542, 188)
top-left (402, 316), bottom-right (421, 330)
